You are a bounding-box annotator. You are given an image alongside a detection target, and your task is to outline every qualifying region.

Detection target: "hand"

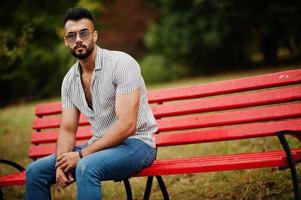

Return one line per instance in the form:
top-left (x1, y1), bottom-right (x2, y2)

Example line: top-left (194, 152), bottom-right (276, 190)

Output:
top-left (55, 167), bottom-right (74, 188)
top-left (56, 152), bottom-right (80, 172)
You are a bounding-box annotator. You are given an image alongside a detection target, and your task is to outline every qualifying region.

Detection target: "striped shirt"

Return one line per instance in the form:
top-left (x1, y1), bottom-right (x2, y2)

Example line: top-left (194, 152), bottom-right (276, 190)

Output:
top-left (61, 46), bottom-right (157, 148)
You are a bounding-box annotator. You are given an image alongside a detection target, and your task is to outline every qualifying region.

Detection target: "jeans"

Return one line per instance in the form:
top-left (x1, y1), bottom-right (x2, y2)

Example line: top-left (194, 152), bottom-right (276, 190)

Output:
top-left (25, 138), bottom-right (156, 200)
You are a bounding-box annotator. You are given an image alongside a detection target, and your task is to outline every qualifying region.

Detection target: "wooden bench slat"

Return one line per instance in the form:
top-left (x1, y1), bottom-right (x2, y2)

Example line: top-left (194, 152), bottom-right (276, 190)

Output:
top-left (30, 118), bottom-right (301, 147)
top-left (148, 69), bottom-right (301, 103)
top-left (32, 102), bottom-right (301, 130)
top-left (0, 171), bottom-right (26, 187)
top-left (28, 140), bottom-right (87, 159)
top-left (136, 149), bottom-right (301, 176)
top-left (32, 115), bottom-right (88, 130)
top-left (157, 103), bottom-right (301, 132)
top-left (35, 102), bottom-right (62, 117)
top-left (3, 149), bottom-right (301, 188)
top-left (156, 118), bottom-right (301, 146)
top-left (31, 127), bottom-right (91, 144)
top-left (152, 86), bottom-right (301, 118)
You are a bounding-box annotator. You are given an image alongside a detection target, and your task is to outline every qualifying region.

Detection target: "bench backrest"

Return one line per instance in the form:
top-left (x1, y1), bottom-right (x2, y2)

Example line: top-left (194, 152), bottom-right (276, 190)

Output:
top-left (29, 69), bottom-right (301, 159)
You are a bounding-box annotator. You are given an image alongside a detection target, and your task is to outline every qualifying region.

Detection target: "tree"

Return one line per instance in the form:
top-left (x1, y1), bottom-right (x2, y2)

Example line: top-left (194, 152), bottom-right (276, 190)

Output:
top-left (0, 1), bottom-right (76, 105)
top-left (0, 0), bottom-right (104, 106)
top-left (145, 0), bottom-right (301, 73)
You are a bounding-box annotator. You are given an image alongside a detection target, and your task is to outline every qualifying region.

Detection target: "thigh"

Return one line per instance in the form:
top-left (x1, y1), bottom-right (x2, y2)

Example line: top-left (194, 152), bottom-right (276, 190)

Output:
top-left (77, 139), bottom-right (156, 181)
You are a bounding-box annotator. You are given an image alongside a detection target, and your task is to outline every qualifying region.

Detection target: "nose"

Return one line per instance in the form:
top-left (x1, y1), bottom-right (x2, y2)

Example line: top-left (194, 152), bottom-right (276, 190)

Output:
top-left (75, 33), bottom-right (82, 43)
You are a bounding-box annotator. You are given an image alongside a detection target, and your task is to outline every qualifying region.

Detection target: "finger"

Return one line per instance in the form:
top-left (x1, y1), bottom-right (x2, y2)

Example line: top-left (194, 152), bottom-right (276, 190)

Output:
top-left (55, 158), bottom-right (67, 168)
top-left (64, 164), bottom-right (74, 173)
top-left (57, 175), bottom-right (67, 188)
top-left (55, 161), bottom-right (63, 168)
top-left (62, 173), bottom-right (73, 185)
top-left (60, 172), bottom-right (69, 184)
top-left (60, 163), bottom-right (69, 171)
top-left (56, 154), bottom-right (63, 162)
top-left (66, 172), bottom-right (74, 181)
top-left (67, 173), bottom-right (75, 184)
top-left (65, 166), bottom-right (71, 173)
top-left (57, 179), bottom-right (66, 188)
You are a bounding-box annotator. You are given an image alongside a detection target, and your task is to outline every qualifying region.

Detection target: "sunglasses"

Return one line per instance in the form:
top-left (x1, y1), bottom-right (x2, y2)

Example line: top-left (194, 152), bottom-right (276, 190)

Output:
top-left (65, 29), bottom-right (94, 44)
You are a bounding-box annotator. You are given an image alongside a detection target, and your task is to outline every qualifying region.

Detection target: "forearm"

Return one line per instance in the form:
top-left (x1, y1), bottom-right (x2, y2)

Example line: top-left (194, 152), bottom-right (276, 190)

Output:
top-left (56, 130), bottom-right (76, 156)
top-left (81, 120), bottom-right (135, 157)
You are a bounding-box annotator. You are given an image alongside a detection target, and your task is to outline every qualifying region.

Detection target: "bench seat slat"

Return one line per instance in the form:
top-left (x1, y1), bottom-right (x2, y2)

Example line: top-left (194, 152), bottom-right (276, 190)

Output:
top-left (0, 171), bottom-right (26, 187)
top-left (136, 149), bottom-right (301, 176)
top-left (3, 149), bottom-right (300, 188)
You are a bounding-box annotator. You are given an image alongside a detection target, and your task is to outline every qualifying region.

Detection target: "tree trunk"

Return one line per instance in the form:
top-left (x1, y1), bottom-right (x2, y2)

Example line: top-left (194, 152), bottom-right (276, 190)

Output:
top-left (261, 34), bottom-right (278, 65)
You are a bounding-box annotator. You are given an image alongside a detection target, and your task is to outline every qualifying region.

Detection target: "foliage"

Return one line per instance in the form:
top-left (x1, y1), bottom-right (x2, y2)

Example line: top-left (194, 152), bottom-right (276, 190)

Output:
top-left (140, 54), bottom-right (189, 83)
top-left (145, 0), bottom-right (301, 73)
top-left (0, 1), bottom-right (76, 105)
top-left (0, 1), bottom-right (104, 106)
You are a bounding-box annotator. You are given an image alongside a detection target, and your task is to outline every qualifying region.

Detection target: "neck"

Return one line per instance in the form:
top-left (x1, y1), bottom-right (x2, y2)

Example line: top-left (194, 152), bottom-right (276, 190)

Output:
top-left (79, 46), bottom-right (97, 73)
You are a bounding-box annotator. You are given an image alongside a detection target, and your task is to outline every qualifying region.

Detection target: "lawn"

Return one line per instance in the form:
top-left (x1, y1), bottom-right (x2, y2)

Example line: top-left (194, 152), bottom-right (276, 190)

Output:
top-left (1, 65), bottom-right (300, 200)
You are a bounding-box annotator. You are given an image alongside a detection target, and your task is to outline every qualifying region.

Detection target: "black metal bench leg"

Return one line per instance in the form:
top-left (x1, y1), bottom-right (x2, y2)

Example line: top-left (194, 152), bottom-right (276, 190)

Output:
top-left (156, 176), bottom-right (170, 200)
top-left (143, 176), bottom-right (154, 200)
top-left (123, 178), bottom-right (133, 200)
top-left (0, 189), bottom-right (3, 200)
top-left (277, 131), bottom-right (300, 200)
top-left (143, 176), bottom-right (170, 200)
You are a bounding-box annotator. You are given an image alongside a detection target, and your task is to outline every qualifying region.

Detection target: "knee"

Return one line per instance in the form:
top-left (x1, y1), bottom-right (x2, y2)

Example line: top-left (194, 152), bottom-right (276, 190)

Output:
top-left (26, 161), bottom-right (45, 187)
top-left (26, 161), bottom-right (39, 179)
top-left (76, 158), bottom-right (105, 182)
top-left (76, 159), bottom-right (90, 178)
top-left (76, 159), bottom-right (85, 177)
top-left (25, 155), bottom-right (55, 186)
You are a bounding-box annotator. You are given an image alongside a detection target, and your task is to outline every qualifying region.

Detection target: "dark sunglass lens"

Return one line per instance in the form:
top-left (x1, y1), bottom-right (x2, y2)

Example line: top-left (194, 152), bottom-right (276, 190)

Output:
top-left (66, 33), bottom-right (77, 42)
top-left (79, 30), bottom-right (90, 40)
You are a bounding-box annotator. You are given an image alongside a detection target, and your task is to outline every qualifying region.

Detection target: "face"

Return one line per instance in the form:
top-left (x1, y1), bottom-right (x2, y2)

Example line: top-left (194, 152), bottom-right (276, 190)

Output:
top-left (64, 18), bottom-right (98, 60)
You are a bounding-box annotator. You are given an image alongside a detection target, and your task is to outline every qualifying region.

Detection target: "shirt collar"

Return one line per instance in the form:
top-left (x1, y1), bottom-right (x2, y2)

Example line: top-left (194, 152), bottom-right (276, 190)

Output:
top-left (75, 46), bottom-right (102, 77)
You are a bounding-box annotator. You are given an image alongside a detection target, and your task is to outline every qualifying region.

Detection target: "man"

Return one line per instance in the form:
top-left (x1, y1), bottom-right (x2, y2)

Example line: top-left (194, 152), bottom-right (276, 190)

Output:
top-left (26, 7), bottom-right (157, 200)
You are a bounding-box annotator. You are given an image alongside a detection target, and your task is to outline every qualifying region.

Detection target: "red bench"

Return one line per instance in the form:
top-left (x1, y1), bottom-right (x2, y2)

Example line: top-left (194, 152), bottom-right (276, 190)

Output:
top-left (1, 69), bottom-right (301, 199)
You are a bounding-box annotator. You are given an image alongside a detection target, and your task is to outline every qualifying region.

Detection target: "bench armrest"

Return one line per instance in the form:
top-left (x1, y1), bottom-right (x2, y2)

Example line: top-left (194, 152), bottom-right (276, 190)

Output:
top-left (0, 160), bottom-right (25, 172)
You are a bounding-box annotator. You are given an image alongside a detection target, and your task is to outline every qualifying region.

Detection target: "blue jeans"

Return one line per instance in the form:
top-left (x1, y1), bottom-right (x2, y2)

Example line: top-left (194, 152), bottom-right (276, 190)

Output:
top-left (25, 138), bottom-right (156, 200)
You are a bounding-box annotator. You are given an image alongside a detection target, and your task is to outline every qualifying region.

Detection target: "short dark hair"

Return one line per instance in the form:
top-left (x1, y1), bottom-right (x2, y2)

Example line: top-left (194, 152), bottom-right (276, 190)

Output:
top-left (64, 7), bottom-right (94, 25)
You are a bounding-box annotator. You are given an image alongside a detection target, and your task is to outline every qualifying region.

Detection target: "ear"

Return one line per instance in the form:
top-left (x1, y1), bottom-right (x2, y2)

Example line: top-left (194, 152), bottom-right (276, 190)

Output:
top-left (64, 38), bottom-right (68, 47)
top-left (93, 31), bottom-right (98, 43)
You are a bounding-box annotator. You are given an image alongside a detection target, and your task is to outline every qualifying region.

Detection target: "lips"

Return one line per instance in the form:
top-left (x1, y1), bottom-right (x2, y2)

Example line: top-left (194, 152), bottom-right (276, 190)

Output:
top-left (75, 45), bottom-right (86, 51)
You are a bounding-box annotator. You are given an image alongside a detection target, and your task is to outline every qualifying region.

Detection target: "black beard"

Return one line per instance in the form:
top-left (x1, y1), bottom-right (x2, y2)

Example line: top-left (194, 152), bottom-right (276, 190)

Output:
top-left (71, 44), bottom-right (94, 60)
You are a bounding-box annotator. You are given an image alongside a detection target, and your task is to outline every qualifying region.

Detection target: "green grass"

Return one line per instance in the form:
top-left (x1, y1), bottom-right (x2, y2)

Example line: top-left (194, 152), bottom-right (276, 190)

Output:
top-left (1, 65), bottom-right (301, 199)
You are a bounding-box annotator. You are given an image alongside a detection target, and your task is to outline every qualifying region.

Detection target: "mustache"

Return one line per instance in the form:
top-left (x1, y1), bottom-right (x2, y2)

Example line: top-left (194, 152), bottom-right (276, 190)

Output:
top-left (74, 44), bottom-right (87, 50)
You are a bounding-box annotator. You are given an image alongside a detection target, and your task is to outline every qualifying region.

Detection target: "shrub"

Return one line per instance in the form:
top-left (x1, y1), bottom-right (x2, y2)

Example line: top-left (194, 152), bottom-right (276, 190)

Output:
top-left (140, 54), bottom-right (189, 84)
